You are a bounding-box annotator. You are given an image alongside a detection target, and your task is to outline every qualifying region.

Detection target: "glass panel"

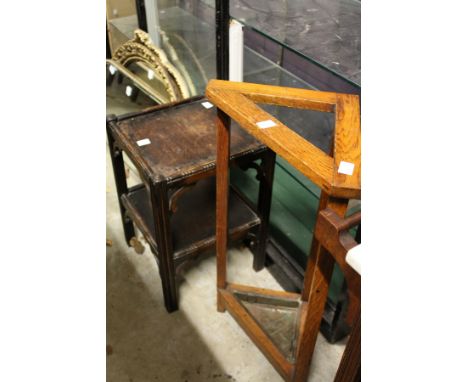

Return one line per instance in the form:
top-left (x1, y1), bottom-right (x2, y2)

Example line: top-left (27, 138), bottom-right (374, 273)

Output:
top-left (170, 0), bottom-right (360, 89)
top-left (108, 3), bottom-right (215, 98)
top-left (107, 0), bottom-right (139, 54)
top-left (106, 2), bottom-right (217, 114)
top-left (158, 6), bottom-right (216, 96)
top-left (244, 46), bottom-right (335, 154)
top-left (107, 0), bottom-right (359, 116)
top-left (231, 0), bottom-right (361, 86)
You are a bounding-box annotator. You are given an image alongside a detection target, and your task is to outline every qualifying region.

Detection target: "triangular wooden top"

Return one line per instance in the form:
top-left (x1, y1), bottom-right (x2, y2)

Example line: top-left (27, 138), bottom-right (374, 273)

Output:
top-left (206, 80), bottom-right (360, 199)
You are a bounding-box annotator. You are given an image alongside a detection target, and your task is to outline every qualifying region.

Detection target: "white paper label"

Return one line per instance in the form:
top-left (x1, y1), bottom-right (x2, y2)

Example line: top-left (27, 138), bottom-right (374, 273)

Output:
top-left (147, 70), bottom-right (154, 80)
top-left (338, 161), bottom-right (354, 175)
top-left (201, 101), bottom-right (213, 109)
top-left (136, 138), bottom-right (151, 147)
top-left (256, 120), bottom-right (277, 129)
top-left (125, 86), bottom-right (133, 97)
top-left (109, 65), bottom-right (116, 75)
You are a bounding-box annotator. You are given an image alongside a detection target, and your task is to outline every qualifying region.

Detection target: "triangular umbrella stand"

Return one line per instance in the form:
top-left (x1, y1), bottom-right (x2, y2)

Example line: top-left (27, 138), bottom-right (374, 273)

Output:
top-left (207, 80), bottom-right (361, 382)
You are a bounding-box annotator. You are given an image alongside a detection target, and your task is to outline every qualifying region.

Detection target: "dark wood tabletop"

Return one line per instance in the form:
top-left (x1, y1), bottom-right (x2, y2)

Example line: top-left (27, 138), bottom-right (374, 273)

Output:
top-left (109, 98), bottom-right (266, 184)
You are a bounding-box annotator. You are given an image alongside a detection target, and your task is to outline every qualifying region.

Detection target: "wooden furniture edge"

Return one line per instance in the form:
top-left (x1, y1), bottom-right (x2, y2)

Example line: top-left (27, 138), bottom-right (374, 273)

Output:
top-left (206, 80), bottom-right (361, 199)
top-left (226, 282), bottom-right (301, 301)
top-left (207, 79), bottom-right (338, 112)
top-left (207, 87), bottom-right (335, 193)
top-left (218, 288), bottom-right (294, 380)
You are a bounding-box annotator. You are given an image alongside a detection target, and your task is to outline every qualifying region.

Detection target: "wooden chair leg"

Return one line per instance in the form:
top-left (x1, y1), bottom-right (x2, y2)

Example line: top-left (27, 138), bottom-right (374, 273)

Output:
top-left (150, 181), bottom-right (178, 313)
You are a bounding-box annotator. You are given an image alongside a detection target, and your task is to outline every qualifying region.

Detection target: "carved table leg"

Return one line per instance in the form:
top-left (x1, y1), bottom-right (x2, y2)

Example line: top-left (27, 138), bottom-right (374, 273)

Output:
top-left (106, 118), bottom-right (135, 245)
top-left (150, 180), bottom-right (178, 313)
top-left (253, 148), bottom-right (276, 271)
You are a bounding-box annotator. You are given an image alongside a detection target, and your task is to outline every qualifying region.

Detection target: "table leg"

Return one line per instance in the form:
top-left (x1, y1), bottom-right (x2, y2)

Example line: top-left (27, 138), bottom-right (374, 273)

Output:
top-left (253, 149), bottom-right (276, 271)
top-left (106, 120), bottom-right (135, 245)
top-left (149, 180), bottom-right (178, 313)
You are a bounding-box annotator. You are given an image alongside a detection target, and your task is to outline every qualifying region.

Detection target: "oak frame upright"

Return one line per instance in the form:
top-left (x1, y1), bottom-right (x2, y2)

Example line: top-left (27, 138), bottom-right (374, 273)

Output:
top-left (207, 79), bottom-right (360, 382)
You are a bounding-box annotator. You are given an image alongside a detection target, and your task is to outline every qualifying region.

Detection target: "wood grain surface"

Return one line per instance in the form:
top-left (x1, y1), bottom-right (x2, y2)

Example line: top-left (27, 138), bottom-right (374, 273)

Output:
top-left (206, 80), bottom-right (360, 199)
top-left (206, 80), bottom-right (338, 112)
top-left (211, 80), bottom-right (361, 382)
top-left (219, 289), bottom-right (294, 380)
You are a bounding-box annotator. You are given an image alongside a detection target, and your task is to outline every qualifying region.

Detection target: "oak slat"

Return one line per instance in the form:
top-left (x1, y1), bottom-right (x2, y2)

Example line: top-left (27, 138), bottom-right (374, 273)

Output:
top-left (226, 283), bottom-right (301, 301)
top-left (207, 87), bottom-right (336, 194)
top-left (216, 111), bottom-right (230, 296)
top-left (333, 94), bottom-right (361, 195)
top-left (219, 289), bottom-right (294, 380)
top-left (207, 79), bottom-right (337, 112)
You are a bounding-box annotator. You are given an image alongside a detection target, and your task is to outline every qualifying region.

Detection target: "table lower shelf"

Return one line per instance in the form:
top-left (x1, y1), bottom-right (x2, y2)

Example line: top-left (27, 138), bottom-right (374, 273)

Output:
top-left (121, 177), bottom-right (260, 261)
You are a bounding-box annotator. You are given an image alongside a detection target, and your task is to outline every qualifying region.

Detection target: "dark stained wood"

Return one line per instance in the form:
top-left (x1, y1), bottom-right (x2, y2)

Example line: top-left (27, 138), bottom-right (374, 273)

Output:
top-left (168, 183), bottom-right (196, 214)
top-left (107, 97), bottom-right (271, 312)
top-left (215, 0), bottom-right (230, 80)
top-left (109, 98), bottom-right (265, 185)
top-left (254, 148), bottom-right (276, 271)
top-left (106, 116), bottom-right (135, 245)
top-left (149, 180), bottom-right (178, 312)
top-left (121, 178), bottom-right (259, 259)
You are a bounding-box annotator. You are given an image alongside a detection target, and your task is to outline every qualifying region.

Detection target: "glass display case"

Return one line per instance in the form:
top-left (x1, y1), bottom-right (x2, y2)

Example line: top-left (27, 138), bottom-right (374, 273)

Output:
top-left (229, 0), bottom-right (361, 86)
top-left (106, 0), bottom-right (138, 53)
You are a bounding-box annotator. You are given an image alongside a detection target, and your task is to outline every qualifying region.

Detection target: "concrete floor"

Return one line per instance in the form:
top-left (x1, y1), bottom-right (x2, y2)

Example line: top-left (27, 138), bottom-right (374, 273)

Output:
top-left (106, 148), bottom-right (345, 382)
